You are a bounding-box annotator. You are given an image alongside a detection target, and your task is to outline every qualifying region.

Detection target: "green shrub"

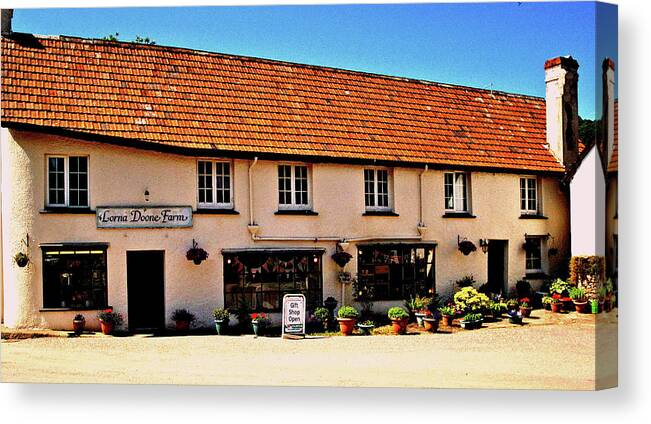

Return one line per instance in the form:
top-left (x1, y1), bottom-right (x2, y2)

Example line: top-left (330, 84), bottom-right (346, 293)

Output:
top-left (462, 312), bottom-right (483, 322)
top-left (171, 308), bottom-right (195, 322)
top-left (490, 301), bottom-right (506, 313)
top-left (337, 305), bottom-right (360, 319)
top-left (314, 306), bottom-right (329, 321)
top-left (404, 295), bottom-right (431, 313)
top-left (359, 320), bottom-right (375, 326)
top-left (550, 278), bottom-right (571, 296)
top-left (212, 308), bottom-right (230, 321)
top-left (438, 305), bottom-right (455, 316)
top-left (387, 306), bottom-right (409, 320)
top-left (453, 287), bottom-right (490, 312)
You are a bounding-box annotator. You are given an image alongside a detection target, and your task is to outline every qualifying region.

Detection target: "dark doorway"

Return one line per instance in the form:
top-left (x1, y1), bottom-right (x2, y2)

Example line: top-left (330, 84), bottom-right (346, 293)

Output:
top-left (487, 240), bottom-right (508, 296)
top-left (127, 250), bottom-right (165, 331)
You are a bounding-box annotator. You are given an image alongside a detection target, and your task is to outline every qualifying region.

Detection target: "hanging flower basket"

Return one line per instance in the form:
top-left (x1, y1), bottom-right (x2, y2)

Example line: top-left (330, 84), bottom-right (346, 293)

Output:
top-left (331, 250), bottom-right (353, 268)
top-left (14, 252), bottom-right (29, 268)
top-left (186, 240), bottom-right (209, 265)
top-left (458, 240), bottom-right (477, 256)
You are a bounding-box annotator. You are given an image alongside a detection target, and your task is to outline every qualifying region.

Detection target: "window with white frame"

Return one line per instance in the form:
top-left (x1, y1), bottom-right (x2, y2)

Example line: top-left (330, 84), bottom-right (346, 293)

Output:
top-left (278, 164), bottom-right (310, 209)
top-left (46, 155), bottom-right (89, 208)
top-left (525, 237), bottom-right (543, 273)
top-left (197, 160), bottom-right (233, 208)
top-left (364, 168), bottom-right (391, 210)
top-left (444, 172), bottom-right (469, 212)
top-left (520, 176), bottom-right (540, 214)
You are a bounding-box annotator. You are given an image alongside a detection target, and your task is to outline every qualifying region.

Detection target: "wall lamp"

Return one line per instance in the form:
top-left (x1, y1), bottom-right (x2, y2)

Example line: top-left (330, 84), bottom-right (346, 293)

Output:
top-left (144, 189), bottom-right (150, 202)
top-left (479, 239), bottom-right (489, 254)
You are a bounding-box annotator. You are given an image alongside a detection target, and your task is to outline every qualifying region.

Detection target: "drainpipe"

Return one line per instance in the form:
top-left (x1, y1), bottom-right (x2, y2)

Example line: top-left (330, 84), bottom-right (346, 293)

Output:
top-left (248, 157), bottom-right (258, 226)
top-left (419, 164), bottom-right (428, 227)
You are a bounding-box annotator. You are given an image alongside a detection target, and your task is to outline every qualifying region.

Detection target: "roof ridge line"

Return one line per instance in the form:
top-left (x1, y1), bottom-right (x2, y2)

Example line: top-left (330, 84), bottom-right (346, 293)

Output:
top-left (6, 32), bottom-right (545, 102)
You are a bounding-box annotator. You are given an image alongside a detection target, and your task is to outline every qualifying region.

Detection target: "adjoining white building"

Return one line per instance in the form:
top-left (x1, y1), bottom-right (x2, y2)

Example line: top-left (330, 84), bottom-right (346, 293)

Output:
top-left (1, 29), bottom-right (584, 331)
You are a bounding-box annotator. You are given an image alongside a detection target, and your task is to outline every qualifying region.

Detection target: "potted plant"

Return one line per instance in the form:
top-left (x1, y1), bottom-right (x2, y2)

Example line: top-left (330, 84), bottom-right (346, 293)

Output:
top-left (97, 308), bottom-right (123, 335)
top-left (438, 305), bottom-right (456, 327)
top-left (251, 312), bottom-right (270, 337)
top-left (331, 250), bottom-right (353, 268)
top-left (460, 312), bottom-right (483, 330)
top-left (519, 297), bottom-right (532, 318)
top-left (541, 296), bottom-right (552, 311)
top-left (357, 320), bottom-right (375, 336)
top-left (213, 307), bottom-right (230, 335)
top-left (387, 306), bottom-right (409, 335)
top-left (72, 314), bottom-right (85, 335)
top-left (603, 279), bottom-right (614, 312)
top-left (405, 295), bottom-right (431, 327)
top-left (550, 294), bottom-right (563, 313)
top-left (569, 287), bottom-right (588, 313)
top-left (171, 308), bottom-right (196, 332)
top-left (13, 252), bottom-right (29, 268)
top-left (337, 305), bottom-right (359, 336)
top-left (422, 311), bottom-right (440, 333)
top-left (323, 296), bottom-right (338, 329)
top-left (314, 306), bottom-right (330, 331)
top-left (186, 240), bottom-right (209, 265)
top-left (507, 309), bottom-right (523, 325)
top-left (489, 301), bottom-right (505, 319)
top-left (591, 299), bottom-right (599, 314)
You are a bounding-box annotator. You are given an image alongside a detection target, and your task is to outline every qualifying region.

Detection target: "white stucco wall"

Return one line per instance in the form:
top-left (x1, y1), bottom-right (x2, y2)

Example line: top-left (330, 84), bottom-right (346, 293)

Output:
top-left (570, 147), bottom-right (606, 256)
top-left (1, 129), bottom-right (570, 330)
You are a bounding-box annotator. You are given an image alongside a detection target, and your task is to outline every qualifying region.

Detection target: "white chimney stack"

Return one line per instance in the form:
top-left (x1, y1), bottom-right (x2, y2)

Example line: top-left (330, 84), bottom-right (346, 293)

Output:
top-left (545, 56), bottom-right (580, 169)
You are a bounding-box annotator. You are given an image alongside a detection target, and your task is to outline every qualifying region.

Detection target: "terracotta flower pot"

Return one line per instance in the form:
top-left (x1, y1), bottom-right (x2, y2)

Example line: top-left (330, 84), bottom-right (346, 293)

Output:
top-left (423, 318), bottom-right (439, 333)
top-left (551, 302), bottom-right (563, 313)
top-left (72, 319), bottom-right (85, 335)
top-left (519, 306), bottom-right (532, 318)
top-left (391, 318), bottom-right (408, 335)
top-left (175, 320), bottom-right (191, 332)
top-left (337, 318), bottom-right (356, 336)
top-left (573, 301), bottom-right (588, 314)
top-left (442, 314), bottom-right (454, 327)
top-left (99, 320), bottom-right (114, 335)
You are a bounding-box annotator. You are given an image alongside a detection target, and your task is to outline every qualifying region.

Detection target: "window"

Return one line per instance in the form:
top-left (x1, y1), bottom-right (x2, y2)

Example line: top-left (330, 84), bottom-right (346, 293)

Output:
top-left (197, 160), bottom-right (233, 208)
top-left (525, 237), bottom-right (543, 273)
top-left (42, 246), bottom-right (108, 309)
top-left (278, 164), bottom-right (310, 209)
top-left (223, 250), bottom-right (323, 312)
top-left (520, 176), bottom-right (539, 214)
top-left (47, 155), bottom-right (89, 207)
top-left (444, 172), bottom-right (469, 212)
top-left (357, 245), bottom-right (436, 300)
top-left (364, 168), bottom-right (391, 210)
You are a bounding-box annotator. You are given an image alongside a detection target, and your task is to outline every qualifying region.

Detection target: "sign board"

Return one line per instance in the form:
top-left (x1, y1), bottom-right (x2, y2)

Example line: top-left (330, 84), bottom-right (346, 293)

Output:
top-left (96, 206), bottom-right (193, 229)
top-left (282, 294), bottom-right (306, 339)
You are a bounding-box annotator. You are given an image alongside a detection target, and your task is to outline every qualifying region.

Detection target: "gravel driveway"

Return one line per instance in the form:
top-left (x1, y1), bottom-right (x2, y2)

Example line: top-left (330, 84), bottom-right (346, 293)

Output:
top-left (1, 311), bottom-right (617, 390)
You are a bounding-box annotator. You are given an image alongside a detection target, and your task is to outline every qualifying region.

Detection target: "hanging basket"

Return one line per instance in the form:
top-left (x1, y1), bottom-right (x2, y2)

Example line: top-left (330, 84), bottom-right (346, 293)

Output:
top-left (14, 252), bottom-right (29, 268)
top-left (458, 240), bottom-right (477, 256)
top-left (186, 240), bottom-right (209, 265)
top-left (331, 251), bottom-right (353, 268)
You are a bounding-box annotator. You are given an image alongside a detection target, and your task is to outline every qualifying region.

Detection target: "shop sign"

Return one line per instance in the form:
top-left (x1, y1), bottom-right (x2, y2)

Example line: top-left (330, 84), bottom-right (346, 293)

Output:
top-left (282, 294), bottom-right (306, 339)
top-left (96, 206), bottom-right (193, 229)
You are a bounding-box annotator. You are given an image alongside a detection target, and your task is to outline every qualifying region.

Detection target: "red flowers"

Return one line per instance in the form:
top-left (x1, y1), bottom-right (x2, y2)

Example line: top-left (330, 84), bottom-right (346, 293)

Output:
top-left (250, 312), bottom-right (267, 321)
top-left (552, 293), bottom-right (561, 300)
top-left (519, 297), bottom-right (531, 304)
top-left (103, 308), bottom-right (113, 313)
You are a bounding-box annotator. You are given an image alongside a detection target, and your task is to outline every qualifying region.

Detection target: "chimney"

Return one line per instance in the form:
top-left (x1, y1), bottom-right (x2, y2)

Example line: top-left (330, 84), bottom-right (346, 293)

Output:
top-left (545, 56), bottom-right (580, 169)
top-left (601, 58), bottom-right (616, 166)
top-left (1, 9), bottom-right (13, 36)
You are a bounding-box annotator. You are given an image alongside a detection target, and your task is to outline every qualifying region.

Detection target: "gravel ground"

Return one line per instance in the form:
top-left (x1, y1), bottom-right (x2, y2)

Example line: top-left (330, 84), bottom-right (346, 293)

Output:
top-left (0, 310), bottom-right (617, 390)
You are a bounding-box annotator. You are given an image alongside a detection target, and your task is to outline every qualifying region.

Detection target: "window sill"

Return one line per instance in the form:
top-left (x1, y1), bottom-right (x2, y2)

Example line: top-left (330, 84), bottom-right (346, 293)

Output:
top-left (195, 208), bottom-right (240, 215)
top-left (442, 212), bottom-right (476, 218)
top-left (40, 306), bottom-right (110, 312)
top-left (40, 207), bottom-right (95, 214)
top-left (519, 214), bottom-right (548, 220)
top-left (363, 210), bottom-right (399, 217)
top-left (275, 209), bottom-right (319, 216)
top-left (523, 272), bottom-right (549, 280)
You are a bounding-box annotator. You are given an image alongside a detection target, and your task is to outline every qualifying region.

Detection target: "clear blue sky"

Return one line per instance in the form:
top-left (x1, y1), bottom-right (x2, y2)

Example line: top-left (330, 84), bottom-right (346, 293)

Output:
top-left (12, 2), bottom-right (617, 119)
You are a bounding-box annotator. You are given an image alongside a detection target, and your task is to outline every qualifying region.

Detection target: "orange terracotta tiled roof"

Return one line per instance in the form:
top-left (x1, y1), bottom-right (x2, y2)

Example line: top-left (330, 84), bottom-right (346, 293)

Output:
top-left (607, 100), bottom-right (618, 173)
top-left (1, 33), bottom-right (563, 172)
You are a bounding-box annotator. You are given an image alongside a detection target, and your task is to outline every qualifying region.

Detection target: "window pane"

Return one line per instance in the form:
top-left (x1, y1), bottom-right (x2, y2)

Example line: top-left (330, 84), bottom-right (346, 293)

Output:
top-left (68, 157), bottom-right (88, 207)
top-left (377, 170), bottom-right (389, 207)
top-left (294, 166), bottom-right (309, 205)
top-left (278, 165), bottom-right (292, 205)
top-left (198, 161), bottom-right (214, 204)
top-left (364, 169), bottom-right (375, 207)
top-left (48, 157), bottom-right (65, 205)
top-left (444, 173), bottom-right (454, 209)
top-left (454, 172), bottom-right (466, 211)
top-left (42, 249), bottom-right (108, 309)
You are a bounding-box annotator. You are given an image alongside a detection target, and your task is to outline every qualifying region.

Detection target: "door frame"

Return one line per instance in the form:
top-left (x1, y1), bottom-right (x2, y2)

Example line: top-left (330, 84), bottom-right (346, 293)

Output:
top-left (487, 240), bottom-right (508, 296)
top-left (126, 249), bottom-right (166, 332)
